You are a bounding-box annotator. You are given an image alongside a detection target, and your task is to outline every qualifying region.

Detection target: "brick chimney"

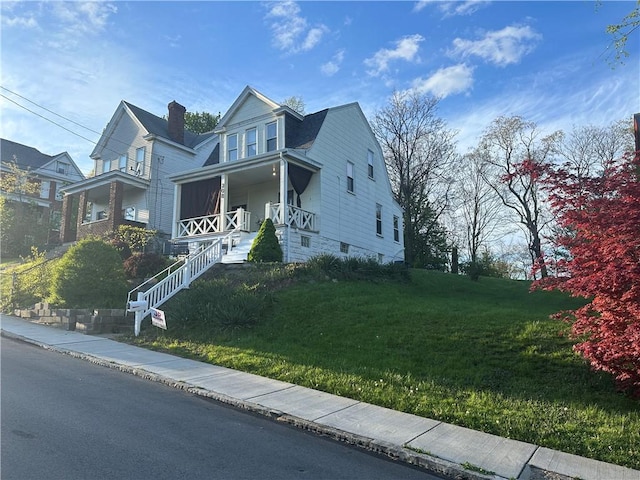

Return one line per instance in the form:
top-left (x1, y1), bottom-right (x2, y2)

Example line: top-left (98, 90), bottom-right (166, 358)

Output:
top-left (167, 100), bottom-right (186, 144)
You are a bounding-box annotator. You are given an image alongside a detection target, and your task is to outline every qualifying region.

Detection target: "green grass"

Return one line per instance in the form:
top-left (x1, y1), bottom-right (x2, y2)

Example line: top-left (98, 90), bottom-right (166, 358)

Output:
top-left (130, 269), bottom-right (640, 469)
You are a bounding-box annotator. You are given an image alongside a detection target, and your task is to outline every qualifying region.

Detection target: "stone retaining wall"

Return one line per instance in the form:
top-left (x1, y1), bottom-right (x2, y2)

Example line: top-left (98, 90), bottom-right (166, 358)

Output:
top-left (14, 303), bottom-right (131, 335)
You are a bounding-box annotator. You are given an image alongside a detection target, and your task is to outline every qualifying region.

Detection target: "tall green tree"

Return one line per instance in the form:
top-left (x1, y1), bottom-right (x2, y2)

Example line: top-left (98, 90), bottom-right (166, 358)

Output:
top-left (164, 111), bottom-right (220, 134)
top-left (0, 160), bottom-right (50, 256)
top-left (371, 90), bottom-right (458, 266)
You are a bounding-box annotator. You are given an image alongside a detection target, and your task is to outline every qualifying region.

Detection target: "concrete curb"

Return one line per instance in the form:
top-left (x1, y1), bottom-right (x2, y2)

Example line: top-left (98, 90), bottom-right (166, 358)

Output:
top-left (1, 329), bottom-right (495, 479)
top-left (3, 323), bottom-right (639, 480)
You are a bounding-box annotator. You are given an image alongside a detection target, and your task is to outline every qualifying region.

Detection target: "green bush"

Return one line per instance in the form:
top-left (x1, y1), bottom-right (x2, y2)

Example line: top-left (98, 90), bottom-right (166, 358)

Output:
top-left (123, 252), bottom-right (167, 279)
top-left (306, 254), bottom-right (409, 281)
top-left (164, 279), bottom-right (271, 332)
top-left (0, 250), bottom-right (57, 312)
top-left (248, 218), bottom-right (282, 263)
top-left (48, 238), bottom-right (128, 308)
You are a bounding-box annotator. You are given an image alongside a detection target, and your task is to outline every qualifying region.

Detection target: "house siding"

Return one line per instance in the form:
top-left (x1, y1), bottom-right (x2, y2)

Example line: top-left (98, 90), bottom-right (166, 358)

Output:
top-left (306, 105), bottom-right (403, 261)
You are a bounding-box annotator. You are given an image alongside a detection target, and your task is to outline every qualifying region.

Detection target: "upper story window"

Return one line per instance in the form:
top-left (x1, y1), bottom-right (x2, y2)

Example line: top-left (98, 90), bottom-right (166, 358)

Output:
top-left (40, 180), bottom-right (50, 199)
top-left (246, 128), bottom-right (257, 157)
top-left (266, 122), bottom-right (277, 152)
top-left (393, 215), bottom-right (400, 242)
top-left (346, 162), bottom-right (354, 193)
top-left (103, 159), bottom-right (111, 174)
top-left (56, 161), bottom-right (69, 175)
top-left (367, 150), bottom-right (374, 179)
top-left (135, 147), bottom-right (145, 175)
top-left (228, 134), bottom-right (238, 161)
top-left (376, 203), bottom-right (383, 236)
top-left (119, 154), bottom-right (127, 172)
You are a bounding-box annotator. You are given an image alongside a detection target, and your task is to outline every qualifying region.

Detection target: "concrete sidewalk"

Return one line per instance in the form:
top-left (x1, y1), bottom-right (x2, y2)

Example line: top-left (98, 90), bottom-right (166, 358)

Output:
top-left (2, 314), bottom-right (638, 480)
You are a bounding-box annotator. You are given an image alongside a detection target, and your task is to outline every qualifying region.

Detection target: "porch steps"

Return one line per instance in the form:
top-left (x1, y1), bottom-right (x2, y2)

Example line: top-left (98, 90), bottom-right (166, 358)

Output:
top-left (221, 232), bottom-right (257, 264)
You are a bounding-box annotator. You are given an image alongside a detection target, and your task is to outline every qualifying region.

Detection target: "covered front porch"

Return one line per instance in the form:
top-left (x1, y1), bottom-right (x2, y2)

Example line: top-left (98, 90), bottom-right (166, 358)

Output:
top-left (171, 153), bottom-right (319, 241)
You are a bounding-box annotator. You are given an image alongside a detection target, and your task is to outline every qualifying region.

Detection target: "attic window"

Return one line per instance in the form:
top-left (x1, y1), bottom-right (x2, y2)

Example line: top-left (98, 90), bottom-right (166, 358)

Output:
top-left (228, 134), bottom-right (238, 161)
top-left (346, 162), bottom-right (354, 193)
top-left (266, 122), bottom-right (277, 152)
top-left (56, 162), bottom-right (69, 175)
top-left (246, 128), bottom-right (257, 157)
top-left (367, 150), bottom-right (374, 179)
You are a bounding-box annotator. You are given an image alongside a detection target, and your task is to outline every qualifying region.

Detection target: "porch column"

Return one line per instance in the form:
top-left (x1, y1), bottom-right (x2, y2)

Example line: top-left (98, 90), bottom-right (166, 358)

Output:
top-left (279, 158), bottom-right (288, 224)
top-left (108, 180), bottom-right (123, 231)
top-left (59, 194), bottom-right (75, 243)
top-left (172, 183), bottom-right (180, 238)
top-left (220, 174), bottom-right (228, 231)
top-left (77, 190), bottom-right (88, 231)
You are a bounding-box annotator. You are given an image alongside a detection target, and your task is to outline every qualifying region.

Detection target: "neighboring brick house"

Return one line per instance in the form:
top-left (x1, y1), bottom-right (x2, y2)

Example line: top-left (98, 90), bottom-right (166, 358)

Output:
top-left (59, 100), bottom-right (216, 243)
top-left (169, 86), bottom-right (404, 263)
top-left (0, 138), bottom-right (84, 246)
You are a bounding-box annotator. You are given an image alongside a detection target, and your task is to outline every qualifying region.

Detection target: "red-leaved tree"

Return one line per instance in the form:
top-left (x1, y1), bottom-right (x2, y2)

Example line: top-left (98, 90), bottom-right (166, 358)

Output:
top-left (534, 153), bottom-right (640, 397)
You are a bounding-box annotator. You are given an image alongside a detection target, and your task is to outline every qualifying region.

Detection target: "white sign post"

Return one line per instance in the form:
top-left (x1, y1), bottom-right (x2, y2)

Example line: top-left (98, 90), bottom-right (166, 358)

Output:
top-left (150, 308), bottom-right (167, 330)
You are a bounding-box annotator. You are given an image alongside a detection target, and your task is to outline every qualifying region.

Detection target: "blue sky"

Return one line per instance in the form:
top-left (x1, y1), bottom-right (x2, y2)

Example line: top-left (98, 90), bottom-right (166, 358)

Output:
top-left (1, 1), bottom-right (638, 175)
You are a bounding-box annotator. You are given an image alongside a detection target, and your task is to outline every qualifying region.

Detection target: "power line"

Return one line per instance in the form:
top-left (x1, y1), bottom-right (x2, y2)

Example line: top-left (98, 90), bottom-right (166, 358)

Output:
top-left (1, 85), bottom-right (104, 137)
top-left (1, 93), bottom-right (100, 147)
top-left (0, 90), bottom-right (127, 159)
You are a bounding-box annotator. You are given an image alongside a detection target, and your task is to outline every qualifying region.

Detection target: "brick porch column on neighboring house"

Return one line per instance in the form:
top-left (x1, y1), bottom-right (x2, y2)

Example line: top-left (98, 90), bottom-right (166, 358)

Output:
top-left (77, 190), bottom-right (88, 232)
top-left (108, 180), bottom-right (124, 231)
top-left (59, 194), bottom-right (75, 243)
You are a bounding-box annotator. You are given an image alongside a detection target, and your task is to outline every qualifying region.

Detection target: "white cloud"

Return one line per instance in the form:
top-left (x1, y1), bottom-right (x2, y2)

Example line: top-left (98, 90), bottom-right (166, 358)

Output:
top-left (410, 64), bottom-right (475, 98)
top-left (265, 1), bottom-right (328, 54)
top-left (450, 25), bottom-right (541, 67)
top-left (321, 50), bottom-right (345, 77)
top-left (414, 1), bottom-right (491, 16)
top-left (365, 34), bottom-right (424, 77)
top-left (50, 2), bottom-right (117, 34)
top-left (1, 14), bottom-right (38, 28)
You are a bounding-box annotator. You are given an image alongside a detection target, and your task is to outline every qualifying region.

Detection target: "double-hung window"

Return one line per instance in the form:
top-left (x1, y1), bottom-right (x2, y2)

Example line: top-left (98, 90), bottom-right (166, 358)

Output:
top-left (103, 159), bottom-right (111, 174)
top-left (119, 154), bottom-right (127, 172)
top-left (228, 134), bottom-right (238, 161)
top-left (346, 162), bottom-right (354, 193)
top-left (135, 147), bottom-right (145, 175)
top-left (266, 122), bottom-right (277, 152)
top-left (40, 181), bottom-right (50, 199)
top-left (376, 203), bottom-right (383, 236)
top-left (367, 150), bottom-right (374, 179)
top-left (393, 215), bottom-right (400, 242)
top-left (246, 128), bottom-right (257, 157)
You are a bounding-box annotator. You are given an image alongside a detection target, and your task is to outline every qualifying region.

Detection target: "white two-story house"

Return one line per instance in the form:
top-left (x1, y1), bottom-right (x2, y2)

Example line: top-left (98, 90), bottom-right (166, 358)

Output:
top-left (170, 86), bottom-right (404, 263)
top-left (59, 100), bottom-right (216, 243)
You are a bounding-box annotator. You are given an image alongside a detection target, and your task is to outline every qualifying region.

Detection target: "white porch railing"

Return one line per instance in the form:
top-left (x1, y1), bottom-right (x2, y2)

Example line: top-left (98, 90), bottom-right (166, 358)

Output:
top-left (126, 239), bottom-right (223, 335)
top-left (266, 202), bottom-right (316, 231)
top-left (176, 208), bottom-right (251, 238)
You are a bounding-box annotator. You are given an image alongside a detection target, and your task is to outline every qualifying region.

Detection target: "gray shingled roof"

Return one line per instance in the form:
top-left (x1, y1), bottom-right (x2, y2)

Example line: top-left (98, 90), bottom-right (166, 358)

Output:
top-left (0, 138), bottom-right (57, 170)
top-left (285, 109), bottom-right (328, 150)
top-left (123, 101), bottom-right (216, 149)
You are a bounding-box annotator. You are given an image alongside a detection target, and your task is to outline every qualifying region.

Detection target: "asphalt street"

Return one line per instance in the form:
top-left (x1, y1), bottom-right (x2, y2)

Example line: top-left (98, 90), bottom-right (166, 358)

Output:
top-left (1, 336), bottom-right (442, 480)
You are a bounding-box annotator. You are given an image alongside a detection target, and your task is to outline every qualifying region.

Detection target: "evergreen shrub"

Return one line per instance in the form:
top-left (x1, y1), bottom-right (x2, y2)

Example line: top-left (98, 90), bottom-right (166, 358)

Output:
top-left (248, 218), bottom-right (282, 263)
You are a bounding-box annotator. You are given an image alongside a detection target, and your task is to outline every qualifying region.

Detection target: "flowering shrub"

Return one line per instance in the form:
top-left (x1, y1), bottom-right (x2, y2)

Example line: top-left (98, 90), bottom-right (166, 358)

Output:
top-left (534, 153), bottom-right (640, 397)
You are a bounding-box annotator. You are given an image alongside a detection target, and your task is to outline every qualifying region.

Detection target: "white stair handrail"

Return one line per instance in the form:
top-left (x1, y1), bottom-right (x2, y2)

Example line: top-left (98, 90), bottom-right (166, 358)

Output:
top-left (126, 239), bottom-right (223, 335)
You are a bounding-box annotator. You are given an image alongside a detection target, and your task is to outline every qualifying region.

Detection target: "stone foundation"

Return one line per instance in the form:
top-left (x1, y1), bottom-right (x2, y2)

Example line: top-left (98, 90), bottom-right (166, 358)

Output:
top-left (14, 303), bottom-right (131, 335)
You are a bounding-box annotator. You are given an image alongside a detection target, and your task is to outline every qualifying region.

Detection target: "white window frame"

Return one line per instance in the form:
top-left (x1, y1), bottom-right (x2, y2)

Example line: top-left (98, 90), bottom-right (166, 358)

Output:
top-left (301, 235), bottom-right (311, 248)
top-left (40, 180), bottom-right (50, 199)
top-left (266, 121), bottom-right (277, 152)
top-left (393, 215), bottom-right (400, 242)
top-left (119, 154), bottom-right (127, 172)
top-left (346, 162), bottom-right (354, 193)
top-left (246, 128), bottom-right (257, 157)
top-left (135, 147), bottom-right (145, 175)
top-left (228, 133), bottom-right (238, 161)
top-left (376, 203), bottom-right (383, 236)
top-left (56, 161), bottom-right (69, 175)
top-left (103, 159), bottom-right (111, 174)
top-left (367, 150), bottom-right (374, 179)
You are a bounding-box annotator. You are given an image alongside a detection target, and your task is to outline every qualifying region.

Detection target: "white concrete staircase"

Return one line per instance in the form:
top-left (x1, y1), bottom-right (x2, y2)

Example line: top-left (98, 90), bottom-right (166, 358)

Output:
top-left (221, 232), bottom-right (257, 264)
